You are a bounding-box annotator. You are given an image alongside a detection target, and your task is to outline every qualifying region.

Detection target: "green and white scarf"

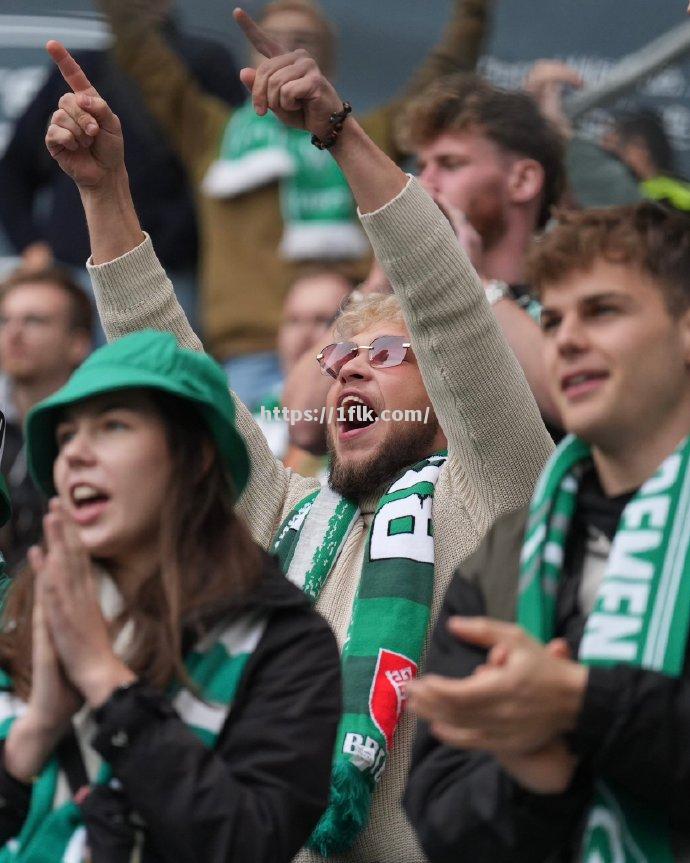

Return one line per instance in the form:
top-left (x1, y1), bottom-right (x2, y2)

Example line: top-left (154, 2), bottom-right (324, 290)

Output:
top-left (0, 612), bottom-right (267, 863)
top-left (272, 453), bottom-right (446, 856)
top-left (201, 103), bottom-right (367, 260)
top-left (519, 433), bottom-right (690, 863)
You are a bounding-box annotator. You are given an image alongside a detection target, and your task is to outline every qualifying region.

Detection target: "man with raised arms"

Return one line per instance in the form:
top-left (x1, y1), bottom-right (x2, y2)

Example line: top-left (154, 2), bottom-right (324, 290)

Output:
top-left (42, 12), bottom-right (552, 861)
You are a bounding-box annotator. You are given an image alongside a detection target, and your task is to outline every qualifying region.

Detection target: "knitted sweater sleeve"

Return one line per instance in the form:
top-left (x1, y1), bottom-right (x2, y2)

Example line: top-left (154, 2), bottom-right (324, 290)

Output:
top-left (87, 236), bottom-right (319, 549)
top-left (359, 178), bottom-right (553, 534)
top-left (96, 0), bottom-right (231, 184)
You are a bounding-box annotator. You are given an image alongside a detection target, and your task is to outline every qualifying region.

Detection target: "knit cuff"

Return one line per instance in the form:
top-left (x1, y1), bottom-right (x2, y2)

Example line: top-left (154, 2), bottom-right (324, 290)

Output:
top-left (86, 232), bottom-right (163, 315)
top-left (86, 232), bottom-right (203, 351)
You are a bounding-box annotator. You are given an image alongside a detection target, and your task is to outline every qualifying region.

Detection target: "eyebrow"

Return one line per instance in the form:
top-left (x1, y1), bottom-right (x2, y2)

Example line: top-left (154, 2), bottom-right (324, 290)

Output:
top-left (541, 291), bottom-right (634, 315)
top-left (580, 292), bottom-right (632, 304)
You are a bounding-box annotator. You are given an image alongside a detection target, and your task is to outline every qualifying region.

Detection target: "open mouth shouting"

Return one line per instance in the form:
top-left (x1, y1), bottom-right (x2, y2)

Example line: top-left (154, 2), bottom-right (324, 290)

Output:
top-left (70, 482), bottom-right (110, 525)
top-left (337, 392), bottom-right (380, 439)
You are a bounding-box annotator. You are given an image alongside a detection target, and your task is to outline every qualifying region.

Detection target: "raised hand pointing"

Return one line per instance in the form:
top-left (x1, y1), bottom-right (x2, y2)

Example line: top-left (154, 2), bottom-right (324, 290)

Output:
top-left (45, 41), bottom-right (125, 189)
top-left (232, 7), bottom-right (342, 139)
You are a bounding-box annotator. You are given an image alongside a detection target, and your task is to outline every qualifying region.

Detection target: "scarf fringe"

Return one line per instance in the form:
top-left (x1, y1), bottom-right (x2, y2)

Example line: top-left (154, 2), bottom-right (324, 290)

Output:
top-left (306, 760), bottom-right (372, 856)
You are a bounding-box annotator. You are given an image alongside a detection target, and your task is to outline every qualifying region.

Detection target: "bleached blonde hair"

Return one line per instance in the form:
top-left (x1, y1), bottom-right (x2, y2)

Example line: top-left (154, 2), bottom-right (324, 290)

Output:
top-left (333, 292), bottom-right (406, 340)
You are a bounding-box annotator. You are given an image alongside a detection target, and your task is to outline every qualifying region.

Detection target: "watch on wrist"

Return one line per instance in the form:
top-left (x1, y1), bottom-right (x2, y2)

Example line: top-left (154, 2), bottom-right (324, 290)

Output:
top-left (484, 279), bottom-right (511, 307)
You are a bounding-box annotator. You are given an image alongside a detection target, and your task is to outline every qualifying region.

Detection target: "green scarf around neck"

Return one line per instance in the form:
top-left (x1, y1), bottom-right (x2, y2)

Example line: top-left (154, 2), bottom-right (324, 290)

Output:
top-left (201, 104), bottom-right (367, 260)
top-left (272, 453), bottom-right (446, 856)
top-left (0, 612), bottom-right (267, 863)
top-left (519, 433), bottom-right (690, 863)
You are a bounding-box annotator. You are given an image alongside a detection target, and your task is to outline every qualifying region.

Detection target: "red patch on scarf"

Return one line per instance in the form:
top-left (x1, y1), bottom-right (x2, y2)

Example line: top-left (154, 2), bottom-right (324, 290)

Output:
top-left (369, 649), bottom-right (418, 749)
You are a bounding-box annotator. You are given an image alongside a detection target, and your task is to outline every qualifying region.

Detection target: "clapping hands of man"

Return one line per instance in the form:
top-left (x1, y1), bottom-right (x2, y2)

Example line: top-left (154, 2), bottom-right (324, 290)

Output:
top-left (406, 617), bottom-right (588, 794)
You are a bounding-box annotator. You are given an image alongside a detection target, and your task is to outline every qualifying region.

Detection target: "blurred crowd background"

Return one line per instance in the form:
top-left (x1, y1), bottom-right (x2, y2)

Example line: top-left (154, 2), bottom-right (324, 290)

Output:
top-left (2, 0), bottom-right (690, 573)
top-left (2, 2), bottom-right (690, 221)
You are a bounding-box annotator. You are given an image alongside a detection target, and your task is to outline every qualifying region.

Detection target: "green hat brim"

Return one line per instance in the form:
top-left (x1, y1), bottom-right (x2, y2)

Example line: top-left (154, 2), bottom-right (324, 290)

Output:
top-left (26, 363), bottom-right (250, 499)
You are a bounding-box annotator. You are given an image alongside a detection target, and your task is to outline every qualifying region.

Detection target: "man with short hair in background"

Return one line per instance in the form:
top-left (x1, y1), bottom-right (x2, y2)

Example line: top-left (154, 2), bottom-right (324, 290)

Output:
top-left (256, 269), bottom-right (352, 471)
top-left (401, 72), bottom-right (566, 428)
top-left (0, 268), bottom-right (92, 572)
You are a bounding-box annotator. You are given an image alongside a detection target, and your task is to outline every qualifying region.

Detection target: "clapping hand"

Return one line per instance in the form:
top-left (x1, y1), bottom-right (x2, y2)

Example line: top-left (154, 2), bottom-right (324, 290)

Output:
top-left (405, 617), bottom-right (587, 793)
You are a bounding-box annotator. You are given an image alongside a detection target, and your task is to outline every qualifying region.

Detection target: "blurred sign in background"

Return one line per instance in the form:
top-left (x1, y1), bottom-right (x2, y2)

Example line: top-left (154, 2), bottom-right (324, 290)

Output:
top-left (1, 0), bottom-right (689, 261)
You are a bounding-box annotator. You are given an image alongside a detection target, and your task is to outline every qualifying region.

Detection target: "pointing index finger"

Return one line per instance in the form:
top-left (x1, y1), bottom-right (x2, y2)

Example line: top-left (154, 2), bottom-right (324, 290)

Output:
top-left (46, 40), bottom-right (96, 94)
top-left (233, 7), bottom-right (285, 59)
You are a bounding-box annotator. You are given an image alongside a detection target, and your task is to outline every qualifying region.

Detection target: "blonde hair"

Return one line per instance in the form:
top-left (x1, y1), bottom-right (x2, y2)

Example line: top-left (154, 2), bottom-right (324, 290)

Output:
top-left (334, 293), bottom-right (406, 339)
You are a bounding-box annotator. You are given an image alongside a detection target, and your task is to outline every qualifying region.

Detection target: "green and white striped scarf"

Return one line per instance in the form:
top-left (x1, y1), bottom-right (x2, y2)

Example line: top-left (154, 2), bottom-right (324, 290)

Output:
top-left (0, 612), bottom-right (267, 863)
top-left (519, 433), bottom-right (690, 863)
top-left (272, 453), bottom-right (446, 856)
top-left (201, 103), bottom-right (367, 260)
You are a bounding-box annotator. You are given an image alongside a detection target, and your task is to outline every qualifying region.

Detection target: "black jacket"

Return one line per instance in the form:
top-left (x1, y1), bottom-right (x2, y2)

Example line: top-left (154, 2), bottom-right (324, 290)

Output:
top-left (405, 501), bottom-right (690, 863)
top-left (0, 552), bottom-right (342, 863)
top-left (0, 420), bottom-right (46, 575)
top-left (0, 19), bottom-right (244, 270)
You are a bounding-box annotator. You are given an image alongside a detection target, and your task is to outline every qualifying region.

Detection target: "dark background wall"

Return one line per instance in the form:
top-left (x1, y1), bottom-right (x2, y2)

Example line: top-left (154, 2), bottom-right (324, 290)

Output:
top-left (1, 1), bottom-right (689, 262)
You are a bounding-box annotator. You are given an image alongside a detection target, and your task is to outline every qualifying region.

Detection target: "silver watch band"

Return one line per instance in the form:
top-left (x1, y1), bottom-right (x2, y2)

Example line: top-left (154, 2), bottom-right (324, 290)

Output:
top-left (484, 279), bottom-right (511, 306)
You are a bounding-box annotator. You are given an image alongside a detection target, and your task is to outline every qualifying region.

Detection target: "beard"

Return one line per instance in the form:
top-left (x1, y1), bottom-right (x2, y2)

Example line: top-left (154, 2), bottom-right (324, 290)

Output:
top-left (465, 194), bottom-right (508, 251)
top-left (327, 409), bottom-right (442, 502)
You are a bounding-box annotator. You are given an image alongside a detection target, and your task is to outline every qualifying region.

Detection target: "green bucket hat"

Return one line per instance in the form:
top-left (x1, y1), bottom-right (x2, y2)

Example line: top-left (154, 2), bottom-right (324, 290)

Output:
top-left (26, 330), bottom-right (250, 498)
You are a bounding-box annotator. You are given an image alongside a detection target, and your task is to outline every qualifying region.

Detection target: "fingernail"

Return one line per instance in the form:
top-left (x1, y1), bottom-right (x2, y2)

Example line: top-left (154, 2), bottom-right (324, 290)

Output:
top-left (81, 95), bottom-right (91, 108)
top-left (87, 123), bottom-right (98, 135)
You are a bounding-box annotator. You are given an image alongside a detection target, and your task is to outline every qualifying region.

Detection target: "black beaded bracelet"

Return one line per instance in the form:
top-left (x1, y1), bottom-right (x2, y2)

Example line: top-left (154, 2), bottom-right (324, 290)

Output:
top-left (311, 102), bottom-right (352, 150)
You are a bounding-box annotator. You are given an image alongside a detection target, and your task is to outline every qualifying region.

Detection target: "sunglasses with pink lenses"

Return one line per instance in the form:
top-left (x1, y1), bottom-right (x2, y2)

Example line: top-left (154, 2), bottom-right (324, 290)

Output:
top-left (316, 335), bottom-right (412, 379)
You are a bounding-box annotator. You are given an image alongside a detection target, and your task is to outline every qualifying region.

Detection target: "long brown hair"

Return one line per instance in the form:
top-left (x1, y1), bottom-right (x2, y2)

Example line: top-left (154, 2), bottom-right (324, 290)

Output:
top-left (0, 390), bottom-right (263, 698)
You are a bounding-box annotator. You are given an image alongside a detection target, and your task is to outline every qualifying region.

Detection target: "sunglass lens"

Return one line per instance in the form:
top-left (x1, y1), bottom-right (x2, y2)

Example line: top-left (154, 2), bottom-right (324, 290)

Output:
top-left (370, 336), bottom-right (407, 368)
top-left (320, 342), bottom-right (358, 378)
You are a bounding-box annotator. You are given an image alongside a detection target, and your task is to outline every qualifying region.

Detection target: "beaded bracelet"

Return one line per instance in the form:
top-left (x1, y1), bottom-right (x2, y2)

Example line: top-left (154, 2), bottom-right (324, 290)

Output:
top-left (311, 102), bottom-right (352, 150)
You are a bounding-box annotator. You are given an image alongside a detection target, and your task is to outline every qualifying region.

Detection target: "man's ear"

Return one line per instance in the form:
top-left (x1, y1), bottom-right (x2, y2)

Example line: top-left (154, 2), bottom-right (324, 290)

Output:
top-left (507, 158), bottom-right (545, 207)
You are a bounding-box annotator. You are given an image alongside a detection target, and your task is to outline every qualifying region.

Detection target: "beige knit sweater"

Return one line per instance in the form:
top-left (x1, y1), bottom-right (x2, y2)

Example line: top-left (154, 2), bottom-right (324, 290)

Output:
top-left (88, 178), bottom-right (553, 863)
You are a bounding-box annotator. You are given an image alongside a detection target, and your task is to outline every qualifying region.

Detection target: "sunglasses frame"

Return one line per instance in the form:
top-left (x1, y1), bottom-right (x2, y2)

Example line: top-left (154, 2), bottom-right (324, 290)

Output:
top-left (316, 336), bottom-right (412, 379)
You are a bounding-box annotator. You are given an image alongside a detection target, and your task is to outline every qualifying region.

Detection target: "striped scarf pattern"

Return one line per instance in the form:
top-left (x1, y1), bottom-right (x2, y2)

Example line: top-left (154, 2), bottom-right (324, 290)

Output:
top-left (272, 453), bottom-right (446, 855)
top-left (201, 103), bottom-right (367, 261)
top-left (0, 613), bottom-right (267, 863)
top-left (519, 433), bottom-right (690, 863)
